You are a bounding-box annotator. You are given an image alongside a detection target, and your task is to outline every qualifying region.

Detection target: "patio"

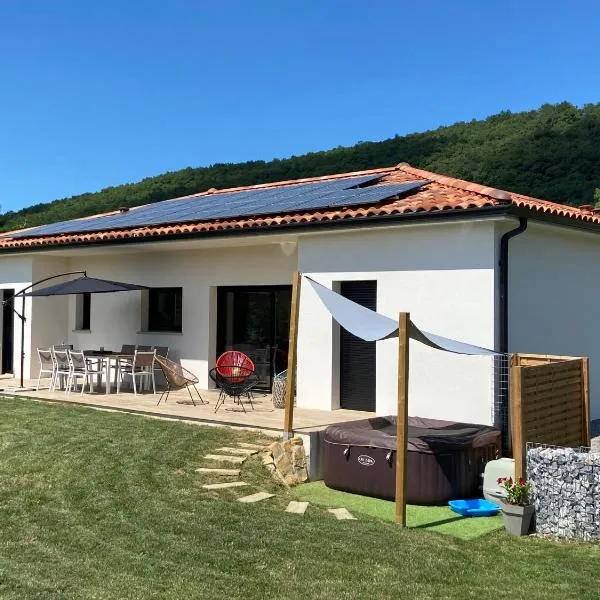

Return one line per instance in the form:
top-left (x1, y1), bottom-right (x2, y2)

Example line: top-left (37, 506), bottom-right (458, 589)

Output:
top-left (0, 375), bottom-right (371, 436)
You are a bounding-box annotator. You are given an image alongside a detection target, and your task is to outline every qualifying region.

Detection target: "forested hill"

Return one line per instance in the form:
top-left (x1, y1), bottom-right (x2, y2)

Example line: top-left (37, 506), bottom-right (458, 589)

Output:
top-left (2, 101), bottom-right (600, 233)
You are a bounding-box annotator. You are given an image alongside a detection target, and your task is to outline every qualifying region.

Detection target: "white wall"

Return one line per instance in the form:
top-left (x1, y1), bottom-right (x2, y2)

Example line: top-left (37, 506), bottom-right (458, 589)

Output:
top-left (508, 222), bottom-right (600, 420)
top-left (66, 242), bottom-right (297, 387)
top-left (297, 221), bottom-right (498, 425)
top-left (31, 257), bottom-right (70, 372)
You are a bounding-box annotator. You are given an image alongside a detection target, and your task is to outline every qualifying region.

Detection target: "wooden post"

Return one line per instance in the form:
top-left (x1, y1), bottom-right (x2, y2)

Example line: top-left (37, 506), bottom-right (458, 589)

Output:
top-left (582, 357), bottom-right (590, 446)
top-left (283, 272), bottom-right (302, 439)
top-left (511, 363), bottom-right (525, 481)
top-left (395, 312), bottom-right (410, 526)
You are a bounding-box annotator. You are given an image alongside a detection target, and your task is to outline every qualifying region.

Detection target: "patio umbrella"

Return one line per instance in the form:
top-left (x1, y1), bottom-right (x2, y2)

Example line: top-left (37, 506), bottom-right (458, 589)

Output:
top-left (4, 271), bottom-right (148, 387)
top-left (24, 275), bottom-right (148, 296)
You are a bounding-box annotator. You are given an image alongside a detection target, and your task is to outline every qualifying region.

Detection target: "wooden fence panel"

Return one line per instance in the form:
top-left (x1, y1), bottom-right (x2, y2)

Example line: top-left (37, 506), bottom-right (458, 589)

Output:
top-left (511, 353), bottom-right (590, 480)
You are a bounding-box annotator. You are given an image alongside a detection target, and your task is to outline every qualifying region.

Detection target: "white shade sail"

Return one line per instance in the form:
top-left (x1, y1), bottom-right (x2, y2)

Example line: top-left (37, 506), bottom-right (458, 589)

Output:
top-left (305, 277), bottom-right (502, 356)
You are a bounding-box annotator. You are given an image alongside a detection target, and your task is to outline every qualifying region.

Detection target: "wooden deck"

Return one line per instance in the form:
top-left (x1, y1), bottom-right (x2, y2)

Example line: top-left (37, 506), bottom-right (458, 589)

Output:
top-left (0, 377), bottom-right (372, 437)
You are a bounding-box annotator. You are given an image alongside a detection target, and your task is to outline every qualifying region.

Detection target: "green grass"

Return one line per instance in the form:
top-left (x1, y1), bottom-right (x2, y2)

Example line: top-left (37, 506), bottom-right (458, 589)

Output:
top-left (293, 481), bottom-right (503, 540)
top-left (0, 396), bottom-right (598, 599)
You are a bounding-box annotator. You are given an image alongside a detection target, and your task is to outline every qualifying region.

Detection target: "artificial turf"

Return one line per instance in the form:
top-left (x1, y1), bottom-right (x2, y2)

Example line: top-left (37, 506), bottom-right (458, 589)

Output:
top-left (293, 481), bottom-right (503, 540)
top-left (0, 396), bottom-right (598, 600)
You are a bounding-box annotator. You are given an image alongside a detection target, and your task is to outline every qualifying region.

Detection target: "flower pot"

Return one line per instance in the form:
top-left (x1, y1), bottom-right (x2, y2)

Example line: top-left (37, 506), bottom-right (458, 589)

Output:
top-left (500, 501), bottom-right (535, 536)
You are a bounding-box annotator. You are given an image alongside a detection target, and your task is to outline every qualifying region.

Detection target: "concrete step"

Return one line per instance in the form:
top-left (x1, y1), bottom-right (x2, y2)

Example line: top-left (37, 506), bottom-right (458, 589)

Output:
top-left (195, 467), bottom-right (241, 475)
top-left (236, 442), bottom-right (267, 450)
top-left (215, 447), bottom-right (257, 456)
top-left (328, 508), bottom-right (357, 521)
top-left (204, 454), bottom-right (246, 464)
top-left (238, 492), bottom-right (275, 504)
top-left (286, 501), bottom-right (309, 514)
top-left (202, 481), bottom-right (249, 490)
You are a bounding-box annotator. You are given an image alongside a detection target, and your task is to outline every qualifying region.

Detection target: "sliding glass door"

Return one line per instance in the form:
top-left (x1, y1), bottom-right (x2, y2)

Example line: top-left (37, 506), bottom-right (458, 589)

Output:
top-left (217, 286), bottom-right (291, 389)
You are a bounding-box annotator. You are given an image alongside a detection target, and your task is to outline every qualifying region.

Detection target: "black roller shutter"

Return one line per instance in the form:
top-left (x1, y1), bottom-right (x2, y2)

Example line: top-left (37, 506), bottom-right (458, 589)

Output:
top-left (339, 281), bottom-right (376, 411)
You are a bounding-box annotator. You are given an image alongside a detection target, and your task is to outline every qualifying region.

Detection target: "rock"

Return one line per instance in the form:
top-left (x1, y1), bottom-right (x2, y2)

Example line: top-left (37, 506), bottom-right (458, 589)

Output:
top-left (261, 437), bottom-right (308, 487)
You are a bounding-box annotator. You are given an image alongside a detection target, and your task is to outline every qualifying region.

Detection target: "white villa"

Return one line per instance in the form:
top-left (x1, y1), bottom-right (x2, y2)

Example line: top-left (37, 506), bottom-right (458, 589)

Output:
top-left (0, 163), bottom-right (599, 428)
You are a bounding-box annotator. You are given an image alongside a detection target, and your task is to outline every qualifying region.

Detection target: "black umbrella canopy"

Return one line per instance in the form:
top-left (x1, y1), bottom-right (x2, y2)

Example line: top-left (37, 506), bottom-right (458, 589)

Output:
top-left (24, 276), bottom-right (148, 296)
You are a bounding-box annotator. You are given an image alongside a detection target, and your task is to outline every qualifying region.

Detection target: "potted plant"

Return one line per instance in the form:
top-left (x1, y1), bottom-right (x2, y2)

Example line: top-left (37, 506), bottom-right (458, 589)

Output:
top-left (497, 476), bottom-right (534, 536)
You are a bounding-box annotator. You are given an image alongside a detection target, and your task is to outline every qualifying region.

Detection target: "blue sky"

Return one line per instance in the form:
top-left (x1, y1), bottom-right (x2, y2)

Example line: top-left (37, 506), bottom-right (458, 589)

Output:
top-left (1, 0), bottom-right (599, 212)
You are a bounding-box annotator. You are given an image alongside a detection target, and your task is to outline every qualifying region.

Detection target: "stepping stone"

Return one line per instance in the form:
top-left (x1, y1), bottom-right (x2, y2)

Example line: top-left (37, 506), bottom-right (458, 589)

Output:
top-left (195, 468), bottom-right (240, 475)
top-left (216, 447), bottom-right (256, 456)
top-left (238, 492), bottom-right (274, 504)
top-left (328, 508), bottom-right (357, 521)
top-left (202, 481), bottom-right (249, 490)
top-left (204, 454), bottom-right (245, 464)
top-left (237, 442), bottom-right (266, 450)
top-left (286, 501), bottom-right (309, 514)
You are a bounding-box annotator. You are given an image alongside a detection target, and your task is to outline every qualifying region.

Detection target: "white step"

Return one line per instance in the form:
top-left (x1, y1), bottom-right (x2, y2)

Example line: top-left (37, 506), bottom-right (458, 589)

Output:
top-left (286, 501), bottom-right (309, 514)
top-left (204, 454), bottom-right (245, 464)
top-left (202, 481), bottom-right (249, 490)
top-left (195, 468), bottom-right (240, 475)
top-left (238, 492), bottom-right (275, 504)
top-left (328, 508), bottom-right (357, 521)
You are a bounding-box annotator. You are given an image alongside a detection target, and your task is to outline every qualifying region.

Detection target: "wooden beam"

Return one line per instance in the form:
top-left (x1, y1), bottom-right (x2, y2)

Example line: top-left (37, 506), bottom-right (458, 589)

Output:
top-left (581, 357), bottom-right (590, 446)
top-left (511, 363), bottom-right (525, 481)
top-left (283, 271), bottom-right (302, 439)
top-left (395, 312), bottom-right (410, 526)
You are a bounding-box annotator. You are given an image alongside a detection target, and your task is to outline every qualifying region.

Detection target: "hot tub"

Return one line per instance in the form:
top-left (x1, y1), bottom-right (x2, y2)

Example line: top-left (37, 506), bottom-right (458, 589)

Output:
top-left (323, 416), bottom-right (500, 505)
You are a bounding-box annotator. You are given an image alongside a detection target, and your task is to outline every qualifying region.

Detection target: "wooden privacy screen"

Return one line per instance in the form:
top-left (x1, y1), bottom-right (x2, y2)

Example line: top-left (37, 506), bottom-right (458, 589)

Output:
top-left (511, 353), bottom-right (590, 479)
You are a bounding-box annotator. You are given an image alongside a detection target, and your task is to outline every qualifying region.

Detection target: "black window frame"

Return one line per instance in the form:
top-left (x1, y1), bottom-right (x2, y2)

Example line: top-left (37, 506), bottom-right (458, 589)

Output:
top-left (148, 287), bottom-right (182, 333)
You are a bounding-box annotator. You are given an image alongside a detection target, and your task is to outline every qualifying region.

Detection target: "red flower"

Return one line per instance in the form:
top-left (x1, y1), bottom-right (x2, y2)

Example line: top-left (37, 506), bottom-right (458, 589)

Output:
top-left (497, 477), bottom-right (504, 484)
top-left (507, 477), bottom-right (513, 485)
top-left (519, 477), bottom-right (526, 485)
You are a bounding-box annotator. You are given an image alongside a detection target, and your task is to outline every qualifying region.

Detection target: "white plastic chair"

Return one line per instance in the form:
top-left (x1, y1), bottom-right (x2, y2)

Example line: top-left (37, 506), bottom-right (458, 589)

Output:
top-left (117, 350), bottom-right (156, 395)
top-left (67, 351), bottom-right (103, 395)
top-left (36, 348), bottom-right (56, 391)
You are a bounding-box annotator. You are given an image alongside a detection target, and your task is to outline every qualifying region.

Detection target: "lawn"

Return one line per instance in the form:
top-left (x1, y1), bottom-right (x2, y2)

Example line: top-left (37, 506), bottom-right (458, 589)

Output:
top-left (0, 397), bottom-right (597, 600)
top-left (293, 481), bottom-right (503, 540)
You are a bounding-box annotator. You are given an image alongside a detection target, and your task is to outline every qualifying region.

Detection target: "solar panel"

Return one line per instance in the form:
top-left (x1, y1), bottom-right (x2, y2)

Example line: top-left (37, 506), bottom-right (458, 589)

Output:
top-left (12, 176), bottom-right (428, 239)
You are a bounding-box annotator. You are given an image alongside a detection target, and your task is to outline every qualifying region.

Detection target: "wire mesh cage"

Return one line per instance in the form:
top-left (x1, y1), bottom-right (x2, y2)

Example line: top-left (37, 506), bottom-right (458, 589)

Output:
top-left (272, 369), bottom-right (295, 409)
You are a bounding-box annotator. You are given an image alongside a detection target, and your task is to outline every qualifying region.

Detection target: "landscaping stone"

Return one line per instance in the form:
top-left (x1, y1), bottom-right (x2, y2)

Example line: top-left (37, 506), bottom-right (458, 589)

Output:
top-left (202, 481), bottom-right (249, 490)
top-left (261, 437), bottom-right (308, 486)
top-left (238, 492), bottom-right (275, 503)
top-left (328, 508), bottom-right (356, 521)
top-left (204, 454), bottom-right (246, 464)
top-left (195, 468), bottom-right (240, 475)
top-left (527, 445), bottom-right (600, 541)
top-left (286, 501), bottom-right (309, 514)
top-left (237, 443), bottom-right (267, 450)
top-left (215, 447), bottom-right (257, 455)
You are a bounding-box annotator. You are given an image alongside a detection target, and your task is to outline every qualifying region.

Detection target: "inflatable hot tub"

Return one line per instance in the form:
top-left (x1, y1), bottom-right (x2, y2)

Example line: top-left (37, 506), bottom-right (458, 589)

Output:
top-left (323, 416), bottom-right (500, 505)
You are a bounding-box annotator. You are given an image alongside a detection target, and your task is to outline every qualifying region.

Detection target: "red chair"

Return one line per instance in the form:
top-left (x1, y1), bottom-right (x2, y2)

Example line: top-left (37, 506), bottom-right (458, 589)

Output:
top-left (216, 351), bottom-right (255, 383)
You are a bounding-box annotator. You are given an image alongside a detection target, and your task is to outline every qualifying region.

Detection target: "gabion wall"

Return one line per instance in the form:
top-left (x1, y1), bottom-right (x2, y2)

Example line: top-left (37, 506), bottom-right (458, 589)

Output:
top-left (527, 445), bottom-right (600, 540)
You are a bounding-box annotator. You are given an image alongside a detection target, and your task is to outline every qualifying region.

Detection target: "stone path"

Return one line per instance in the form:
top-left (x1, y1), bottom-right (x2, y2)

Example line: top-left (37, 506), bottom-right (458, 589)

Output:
top-left (204, 454), bottom-right (246, 464)
top-left (202, 481), bottom-right (249, 490)
top-left (328, 507), bottom-right (357, 520)
top-left (286, 501), bottom-right (309, 514)
top-left (195, 467), bottom-right (240, 475)
top-left (215, 447), bottom-right (257, 456)
top-left (236, 443), bottom-right (265, 450)
top-left (238, 491), bottom-right (275, 503)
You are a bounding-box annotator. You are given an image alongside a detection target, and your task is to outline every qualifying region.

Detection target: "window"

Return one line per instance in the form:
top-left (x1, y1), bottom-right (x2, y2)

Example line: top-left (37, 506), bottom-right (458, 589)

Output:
top-left (147, 287), bottom-right (182, 332)
top-left (75, 293), bottom-right (91, 330)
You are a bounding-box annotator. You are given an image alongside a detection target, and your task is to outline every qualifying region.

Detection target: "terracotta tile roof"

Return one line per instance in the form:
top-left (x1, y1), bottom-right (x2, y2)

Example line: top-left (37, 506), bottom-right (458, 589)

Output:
top-left (1, 163), bottom-right (598, 250)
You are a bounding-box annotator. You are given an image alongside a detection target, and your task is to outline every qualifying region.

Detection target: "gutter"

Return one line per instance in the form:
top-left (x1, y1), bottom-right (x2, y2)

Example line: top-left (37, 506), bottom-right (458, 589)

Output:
top-left (498, 216), bottom-right (527, 450)
top-left (499, 217), bottom-right (528, 353)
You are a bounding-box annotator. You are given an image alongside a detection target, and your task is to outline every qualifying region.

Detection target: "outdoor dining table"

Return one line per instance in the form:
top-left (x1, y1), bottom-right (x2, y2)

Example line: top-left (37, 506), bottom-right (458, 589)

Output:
top-left (83, 350), bottom-right (134, 394)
